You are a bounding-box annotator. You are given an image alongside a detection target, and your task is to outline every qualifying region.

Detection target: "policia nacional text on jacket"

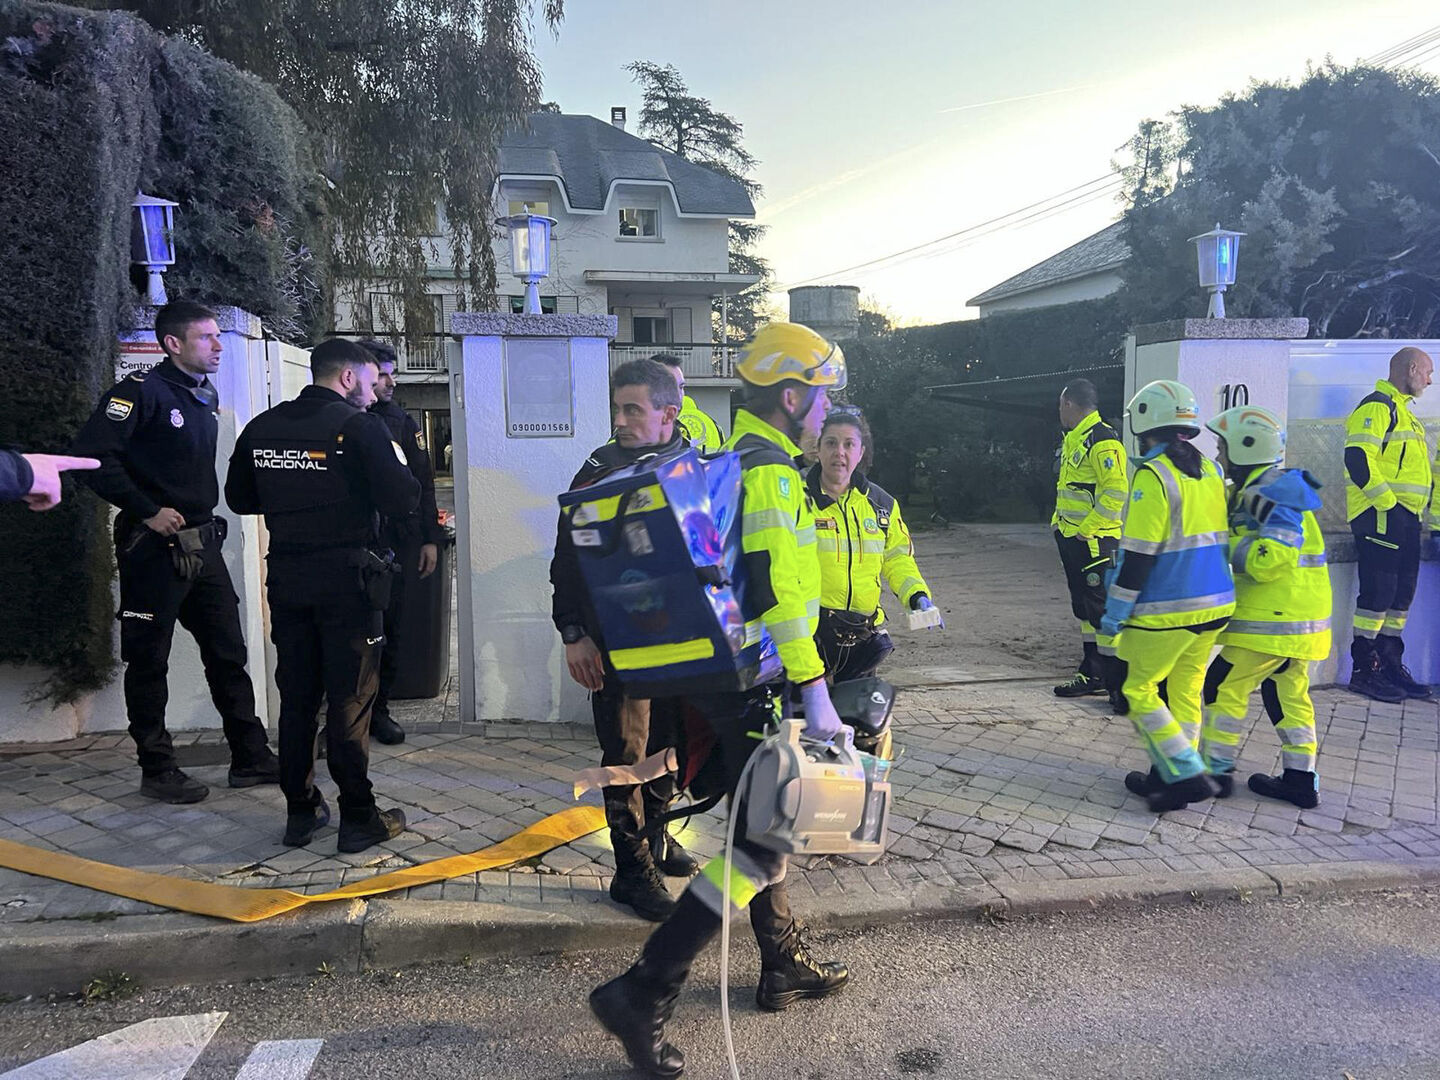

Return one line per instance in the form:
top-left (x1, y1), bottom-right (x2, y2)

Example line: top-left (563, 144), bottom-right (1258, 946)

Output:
top-left (225, 338), bottom-right (419, 853)
top-left (71, 300), bottom-right (277, 805)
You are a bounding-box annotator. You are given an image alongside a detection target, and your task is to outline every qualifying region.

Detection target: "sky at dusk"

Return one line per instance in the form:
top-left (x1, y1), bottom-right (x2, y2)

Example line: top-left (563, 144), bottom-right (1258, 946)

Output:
top-left (532, 1), bottom-right (1440, 326)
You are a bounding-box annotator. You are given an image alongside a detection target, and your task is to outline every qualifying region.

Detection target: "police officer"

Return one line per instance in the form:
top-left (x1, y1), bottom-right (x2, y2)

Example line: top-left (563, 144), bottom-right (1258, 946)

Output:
top-left (653, 353), bottom-right (723, 453)
top-left (1052, 378), bottom-right (1130, 711)
top-left (590, 322), bottom-right (850, 1079)
top-left (552, 358), bottom-right (696, 923)
top-left (1343, 347), bottom-right (1434, 702)
top-left (225, 339), bottom-right (419, 853)
top-left (72, 300), bottom-right (279, 804)
top-left (356, 340), bottom-right (444, 745)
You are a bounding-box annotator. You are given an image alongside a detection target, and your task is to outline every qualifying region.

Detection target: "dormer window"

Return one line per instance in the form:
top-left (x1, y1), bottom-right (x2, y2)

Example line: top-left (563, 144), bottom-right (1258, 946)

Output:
top-left (619, 206), bottom-right (658, 239)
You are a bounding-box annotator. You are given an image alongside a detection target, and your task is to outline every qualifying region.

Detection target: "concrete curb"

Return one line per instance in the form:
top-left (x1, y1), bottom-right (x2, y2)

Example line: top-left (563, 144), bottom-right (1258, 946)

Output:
top-left (6, 859), bottom-right (1440, 998)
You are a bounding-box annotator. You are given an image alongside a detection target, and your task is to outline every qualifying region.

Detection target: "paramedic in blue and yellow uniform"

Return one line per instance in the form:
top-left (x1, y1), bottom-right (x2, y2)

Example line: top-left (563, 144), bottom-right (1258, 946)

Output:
top-left (1101, 380), bottom-right (1235, 814)
top-left (590, 322), bottom-right (851, 1079)
top-left (1197, 406), bottom-right (1330, 810)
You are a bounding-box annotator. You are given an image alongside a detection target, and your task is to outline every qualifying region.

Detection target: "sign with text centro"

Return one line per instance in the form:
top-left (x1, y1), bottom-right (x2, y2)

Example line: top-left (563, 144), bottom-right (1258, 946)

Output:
top-left (117, 332), bottom-right (165, 381)
top-left (503, 337), bottom-right (575, 438)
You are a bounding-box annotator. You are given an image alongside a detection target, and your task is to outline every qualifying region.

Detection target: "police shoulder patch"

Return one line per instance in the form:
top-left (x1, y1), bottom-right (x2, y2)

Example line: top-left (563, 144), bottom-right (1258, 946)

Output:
top-left (105, 398), bottom-right (133, 421)
top-left (415, 431), bottom-right (427, 451)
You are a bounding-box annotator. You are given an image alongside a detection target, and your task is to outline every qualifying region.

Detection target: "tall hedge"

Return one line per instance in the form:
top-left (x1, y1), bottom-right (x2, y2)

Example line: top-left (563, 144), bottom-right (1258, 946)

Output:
top-left (0, 1), bottom-right (323, 702)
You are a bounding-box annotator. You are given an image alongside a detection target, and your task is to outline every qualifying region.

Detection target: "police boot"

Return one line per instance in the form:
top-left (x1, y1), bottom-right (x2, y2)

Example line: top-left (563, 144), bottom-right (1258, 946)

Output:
top-left (1348, 639), bottom-right (1405, 703)
top-left (752, 884), bottom-right (849, 1012)
top-left (1146, 774), bottom-right (1217, 814)
top-left (336, 807), bottom-right (406, 853)
top-left (1377, 635), bottom-right (1434, 700)
top-left (1249, 769), bottom-right (1320, 810)
top-left (282, 792), bottom-right (331, 847)
top-left (607, 790), bottom-right (677, 922)
top-left (590, 891), bottom-right (721, 1078)
top-left (370, 711), bottom-right (406, 745)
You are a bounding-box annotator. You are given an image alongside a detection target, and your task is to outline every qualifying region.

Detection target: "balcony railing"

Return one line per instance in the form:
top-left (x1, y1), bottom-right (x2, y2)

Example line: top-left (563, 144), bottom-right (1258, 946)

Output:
top-left (609, 342), bottom-right (738, 380)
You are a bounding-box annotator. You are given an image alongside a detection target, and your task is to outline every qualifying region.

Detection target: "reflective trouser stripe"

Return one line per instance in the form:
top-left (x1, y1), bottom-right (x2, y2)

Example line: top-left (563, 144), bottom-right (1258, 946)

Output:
top-left (1381, 610), bottom-right (1409, 636)
top-left (1199, 705), bottom-right (1246, 773)
top-left (1206, 646), bottom-right (1318, 774)
top-left (694, 850), bottom-right (769, 914)
top-left (1353, 607), bottom-right (1386, 638)
top-left (1117, 626), bottom-right (1223, 781)
top-left (1080, 625), bottom-right (1097, 644)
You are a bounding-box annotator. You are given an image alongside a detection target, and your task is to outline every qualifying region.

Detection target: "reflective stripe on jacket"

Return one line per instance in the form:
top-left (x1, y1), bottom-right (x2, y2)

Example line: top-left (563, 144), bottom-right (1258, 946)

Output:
top-left (1052, 411), bottom-right (1128, 539)
top-left (723, 410), bottom-right (825, 684)
top-left (806, 467), bottom-right (928, 624)
top-left (678, 396), bottom-right (723, 454)
top-left (1218, 466), bottom-right (1332, 661)
top-left (1112, 452), bottom-right (1235, 629)
top-left (1344, 379), bottom-right (1433, 520)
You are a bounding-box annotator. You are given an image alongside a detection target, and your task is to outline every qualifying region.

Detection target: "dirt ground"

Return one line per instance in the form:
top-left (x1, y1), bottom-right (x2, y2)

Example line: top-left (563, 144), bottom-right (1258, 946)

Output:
top-left (882, 521), bottom-right (1077, 690)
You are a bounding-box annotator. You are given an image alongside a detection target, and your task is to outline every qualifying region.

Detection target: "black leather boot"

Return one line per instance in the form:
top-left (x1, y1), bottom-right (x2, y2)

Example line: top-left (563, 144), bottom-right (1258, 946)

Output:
top-left (1349, 638), bottom-right (1405, 703)
top-left (1377, 635), bottom-right (1434, 700)
top-left (751, 883), bottom-right (848, 1011)
top-left (1249, 769), bottom-right (1320, 809)
top-left (607, 791), bottom-right (676, 921)
top-left (590, 891), bottom-right (722, 1078)
top-left (1124, 766), bottom-right (1161, 797)
top-left (1146, 774), bottom-right (1217, 813)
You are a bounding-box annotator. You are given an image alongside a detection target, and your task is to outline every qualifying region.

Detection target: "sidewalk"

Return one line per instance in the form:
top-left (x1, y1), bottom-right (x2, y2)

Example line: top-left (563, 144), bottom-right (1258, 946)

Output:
top-left (1, 680), bottom-right (1438, 996)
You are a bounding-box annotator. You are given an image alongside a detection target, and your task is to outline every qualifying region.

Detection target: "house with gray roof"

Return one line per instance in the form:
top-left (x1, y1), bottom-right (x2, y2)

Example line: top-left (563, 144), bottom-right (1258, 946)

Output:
top-left (966, 220), bottom-right (1130, 317)
top-left (331, 108), bottom-right (761, 470)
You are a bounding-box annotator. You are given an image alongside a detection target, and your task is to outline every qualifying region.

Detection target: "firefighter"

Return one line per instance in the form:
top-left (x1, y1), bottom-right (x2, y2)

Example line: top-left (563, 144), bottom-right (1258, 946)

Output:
top-left (1189, 406), bottom-right (1329, 809)
top-left (654, 352), bottom-right (724, 453)
top-left (1101, 380), bottom-right (1235, 814)
top-left (1343, 347), bottom-right (1433, 702)
top-left (590, 322), bottom-right (850, 1079)
top-left (1051, 378), bottom-right (1130, 712)
top-left (805, 407), bottom-right (940, 725)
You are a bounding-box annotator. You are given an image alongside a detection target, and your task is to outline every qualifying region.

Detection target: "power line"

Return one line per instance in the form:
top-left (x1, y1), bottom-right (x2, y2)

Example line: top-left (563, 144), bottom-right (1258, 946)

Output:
top-left (780, 174), bottom-right (1121, 289)
top-left (1365, 24), bottom-right (1440, 67)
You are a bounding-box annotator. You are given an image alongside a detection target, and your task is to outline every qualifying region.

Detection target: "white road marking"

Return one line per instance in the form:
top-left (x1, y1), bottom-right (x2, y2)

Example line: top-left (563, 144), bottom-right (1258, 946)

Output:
top-left (234, 1039), bottom-right (323, 1080)
top-left (0, 1011), bottom-right (227, 1080)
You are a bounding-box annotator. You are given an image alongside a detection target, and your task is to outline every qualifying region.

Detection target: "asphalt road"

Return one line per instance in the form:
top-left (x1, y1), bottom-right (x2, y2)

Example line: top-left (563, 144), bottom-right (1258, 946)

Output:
top-left (2, 888), bottom-right (1438, 1079)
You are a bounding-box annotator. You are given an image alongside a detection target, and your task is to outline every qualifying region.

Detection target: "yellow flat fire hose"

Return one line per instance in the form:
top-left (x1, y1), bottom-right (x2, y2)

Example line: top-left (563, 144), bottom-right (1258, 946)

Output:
top-left (0, 804), bottom-right (605, 923)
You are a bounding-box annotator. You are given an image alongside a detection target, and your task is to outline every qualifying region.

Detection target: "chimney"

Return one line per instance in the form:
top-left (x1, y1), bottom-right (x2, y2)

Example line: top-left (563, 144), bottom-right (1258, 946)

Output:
top-left (610, 106), bottom-right (626, 131)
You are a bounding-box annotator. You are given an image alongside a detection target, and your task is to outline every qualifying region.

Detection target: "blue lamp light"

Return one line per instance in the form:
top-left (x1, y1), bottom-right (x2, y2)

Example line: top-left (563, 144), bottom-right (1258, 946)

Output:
top-left (1188, 223), bottom-right (1245, 319)
top-left (131, 192), bottom-right (180, 305)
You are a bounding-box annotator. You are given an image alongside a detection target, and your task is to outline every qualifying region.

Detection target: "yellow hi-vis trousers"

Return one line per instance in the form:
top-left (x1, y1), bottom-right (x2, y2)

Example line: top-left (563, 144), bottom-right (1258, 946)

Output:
top-left (1117, 626), bottom-right (1222, 782)
top-left (1201, 647), bottom-right (1318, 776)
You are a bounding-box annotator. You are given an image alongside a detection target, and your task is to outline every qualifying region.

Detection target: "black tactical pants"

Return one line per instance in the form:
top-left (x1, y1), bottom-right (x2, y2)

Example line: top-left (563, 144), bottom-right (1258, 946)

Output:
top-left (268, 557), bottom-right (380, 820)
top-left (114, 518), bottom-right (270, 776)
top-left (1351, 505), bottom-right (1421, 652)
top-left (374, 538), bottom-right (415, 720)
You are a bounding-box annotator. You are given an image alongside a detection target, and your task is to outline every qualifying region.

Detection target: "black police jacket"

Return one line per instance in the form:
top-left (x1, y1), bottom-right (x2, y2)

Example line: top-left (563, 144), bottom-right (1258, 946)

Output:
top-left (71, 358), bottom-right (221, 522)
top-left (549, 432), bottom-right (688, 640)
top-left (369, 398), bottom-right (443, 547)
top-left (225, 385), bottom-right (420, 556)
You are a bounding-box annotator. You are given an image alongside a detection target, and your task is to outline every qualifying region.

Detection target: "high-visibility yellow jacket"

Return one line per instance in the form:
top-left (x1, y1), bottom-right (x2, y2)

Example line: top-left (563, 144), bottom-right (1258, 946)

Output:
top-left (724, 409), bottom-right (824, 684)
top-left (1218, 465), bottom-right (1332, 661)
top-left (1429, 443), bottom-right (1440, 532)
top-left (1052, 411), bottom-right (1128, 539)
top-left (1344, 379), bottom-right (1433, 521)
top-left (1111, 451), bottom-right (1235, 629)
top-left (805, 467), bottom-right (928, 625)
top-left (678, 395), bottom-right (723, 454)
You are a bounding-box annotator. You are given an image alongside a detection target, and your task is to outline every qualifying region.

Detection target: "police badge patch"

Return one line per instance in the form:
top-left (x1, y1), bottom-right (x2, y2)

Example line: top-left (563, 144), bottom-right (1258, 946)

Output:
top-left (105, 398), bottom-right (133, 421)
top-left (169, 408), bottom-right (184, 428)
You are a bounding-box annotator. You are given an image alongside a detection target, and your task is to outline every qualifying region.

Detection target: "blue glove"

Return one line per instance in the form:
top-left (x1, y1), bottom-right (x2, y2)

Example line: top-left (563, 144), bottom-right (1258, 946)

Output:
top-left (1100, 594), bottom-right (1135, 639)
top-left (799, 678), bottom-right (843, 741)
top-left (911, 593), bottom-right (945, 629)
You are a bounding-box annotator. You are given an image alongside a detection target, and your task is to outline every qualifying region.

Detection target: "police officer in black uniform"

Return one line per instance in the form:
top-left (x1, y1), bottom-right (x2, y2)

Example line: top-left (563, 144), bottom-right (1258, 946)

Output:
top-left (72, 300), bottom-right (279, 804)
top-left (355, 340), bottom-right (444, 745)
top-left (225, 338), bottom-right (419, 852)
